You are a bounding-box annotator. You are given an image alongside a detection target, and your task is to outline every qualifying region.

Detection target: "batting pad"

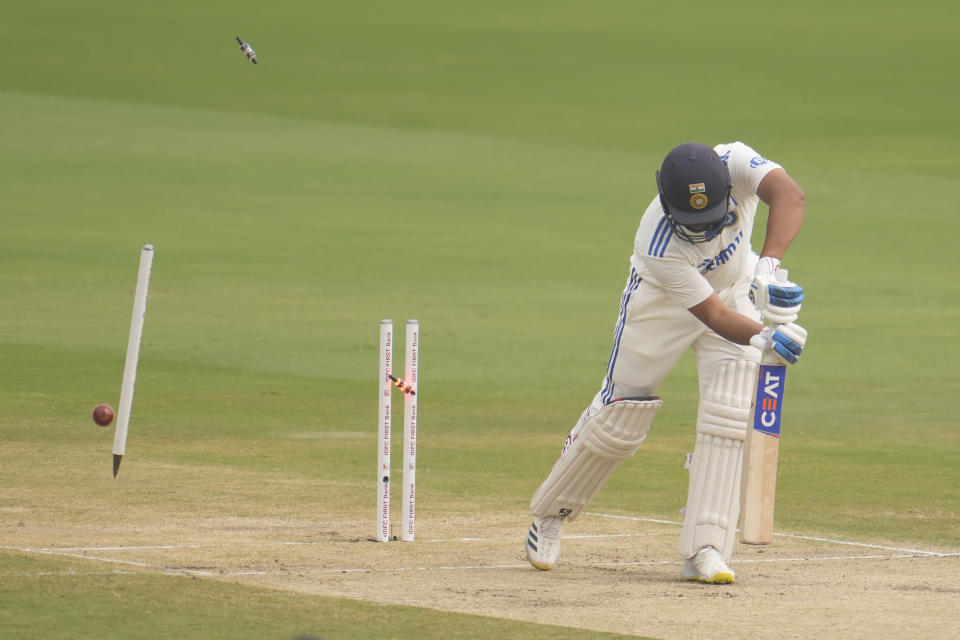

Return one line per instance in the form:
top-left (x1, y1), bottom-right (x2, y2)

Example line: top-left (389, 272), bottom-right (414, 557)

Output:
top-left (679, 359), bottom-right (757, 560)
top-left (530, 397), bottom-right (661, 520)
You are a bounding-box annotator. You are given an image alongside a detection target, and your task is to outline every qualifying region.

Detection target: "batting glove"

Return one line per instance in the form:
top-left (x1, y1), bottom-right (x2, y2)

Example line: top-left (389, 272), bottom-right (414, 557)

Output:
top-left (750, 256), bottom-right (804, 325)
top-left (750, 323), bottom-right (808, 365)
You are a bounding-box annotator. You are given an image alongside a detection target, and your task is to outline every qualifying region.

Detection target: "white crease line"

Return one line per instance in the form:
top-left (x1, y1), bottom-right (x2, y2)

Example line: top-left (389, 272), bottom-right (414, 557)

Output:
top-left (5, 545), bottom-right (956, 579)
top-left (585, 512), bottom-right (683, 527)
top-left (175, 551), bottom-right (960, 577)
top-left (420, 533), bottom-right (641, 543)
top-left (0, 569), bottom-right (139, 577)
top-left (769, 532), bottom-right (954, 557)
top-left (2, 545), bottom-right (221, 576)
top-left (219, 563), bottom-right (532, 576)
top-left (4, 544), bottom-right (528, 576)
top-left (4, 544), bottom-right (531, 576)
top-left (11, 548), bottom-right (157, 569)
top-left (277, 551), bottom-right (960, 576)
top-left (21, 544), bottom-right (204, 552)
top-left (592, 553), bottom-right (959, 569)
top-left (583, 512), bottom-right (956, 557)
top-left (5, 513), bottom-right (956, 577)
top-left (736, 553), bottom-right (959, 563)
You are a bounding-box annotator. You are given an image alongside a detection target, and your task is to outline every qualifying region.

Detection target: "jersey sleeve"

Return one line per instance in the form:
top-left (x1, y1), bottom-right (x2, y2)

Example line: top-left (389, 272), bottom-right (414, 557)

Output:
top-left (716, 141), bottom-right (782, 194)
top-left (635, 252), bottom-right (715, 309)
top-left (633, 197), bottom-right (716, 310)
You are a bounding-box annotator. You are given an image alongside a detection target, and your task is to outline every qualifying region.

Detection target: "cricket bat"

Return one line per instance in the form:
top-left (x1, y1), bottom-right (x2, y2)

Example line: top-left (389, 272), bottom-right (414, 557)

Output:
top-left (739, 352), bottom-right (787, 544)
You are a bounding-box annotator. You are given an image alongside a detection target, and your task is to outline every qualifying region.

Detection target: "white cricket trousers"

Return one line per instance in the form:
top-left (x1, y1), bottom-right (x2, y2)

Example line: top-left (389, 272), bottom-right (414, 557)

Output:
top-left (592, 266), bottom-right (761, 412)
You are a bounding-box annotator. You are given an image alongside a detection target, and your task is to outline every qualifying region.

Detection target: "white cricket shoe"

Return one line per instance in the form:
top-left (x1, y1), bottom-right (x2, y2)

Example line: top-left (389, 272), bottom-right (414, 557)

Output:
top-left (525, 515), bottom-right (563, 570)
top-left (681, 546), bottom-right (736, 584)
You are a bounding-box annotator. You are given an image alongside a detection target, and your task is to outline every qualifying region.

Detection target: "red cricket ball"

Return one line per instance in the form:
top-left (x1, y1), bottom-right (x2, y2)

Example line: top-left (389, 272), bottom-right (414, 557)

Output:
top-left (92, 404), bottom-right (115, 427)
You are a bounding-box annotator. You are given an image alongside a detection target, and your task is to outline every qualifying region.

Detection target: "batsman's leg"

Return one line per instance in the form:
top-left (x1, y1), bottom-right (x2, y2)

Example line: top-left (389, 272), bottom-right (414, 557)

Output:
top-left (679, 358), bottom-right (758, 584)
top-left (526, 397), bottom-right (661, 569)
top-left (525, 267), bottom-right (696, 571)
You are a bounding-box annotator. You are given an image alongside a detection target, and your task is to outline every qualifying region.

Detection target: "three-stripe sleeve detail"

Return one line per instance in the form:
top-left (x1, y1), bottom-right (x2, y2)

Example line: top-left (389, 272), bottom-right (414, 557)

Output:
top-left (648, 217), bottom-right (674, 258)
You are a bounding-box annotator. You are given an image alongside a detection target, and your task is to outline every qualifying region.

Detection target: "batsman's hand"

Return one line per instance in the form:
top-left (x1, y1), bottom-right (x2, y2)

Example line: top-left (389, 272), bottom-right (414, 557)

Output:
top-left (750, 256), bottom-right (804, 324)
top-left (750, 322), bottom-right (807, 365)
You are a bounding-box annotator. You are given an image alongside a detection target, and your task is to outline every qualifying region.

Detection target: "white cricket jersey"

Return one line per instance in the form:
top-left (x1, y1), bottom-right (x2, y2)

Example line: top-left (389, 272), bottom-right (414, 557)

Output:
top-left (630, 141), bottom-right (782, 309)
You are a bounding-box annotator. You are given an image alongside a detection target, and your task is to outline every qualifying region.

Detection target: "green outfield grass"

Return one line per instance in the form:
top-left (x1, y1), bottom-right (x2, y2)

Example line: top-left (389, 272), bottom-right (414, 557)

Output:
top-left (2, 1), bottom-right (958, 638)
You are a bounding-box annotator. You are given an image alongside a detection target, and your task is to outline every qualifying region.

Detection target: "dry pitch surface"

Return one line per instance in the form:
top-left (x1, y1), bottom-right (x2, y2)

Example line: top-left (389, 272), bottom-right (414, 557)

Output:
top-left (4, 503), bottom-right (958, 640)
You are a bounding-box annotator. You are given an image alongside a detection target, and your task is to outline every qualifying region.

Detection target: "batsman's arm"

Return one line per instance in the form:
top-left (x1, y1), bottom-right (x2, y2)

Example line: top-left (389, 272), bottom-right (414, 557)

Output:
top-left (756, 168), bottom-right (805, 262)
top-left (688, 295), bottom-right (763, 345)
top-left (689, 296), bottom-right (807, 365)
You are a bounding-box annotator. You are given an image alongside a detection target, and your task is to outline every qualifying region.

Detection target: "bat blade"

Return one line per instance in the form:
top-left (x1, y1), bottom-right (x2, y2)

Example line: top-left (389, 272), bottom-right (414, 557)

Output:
top-left (740, 361), bottom-right (787, 544)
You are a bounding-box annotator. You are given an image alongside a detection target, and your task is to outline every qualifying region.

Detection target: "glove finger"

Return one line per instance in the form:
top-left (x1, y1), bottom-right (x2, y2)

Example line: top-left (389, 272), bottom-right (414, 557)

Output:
top-left (772, 331), bottom-right (803, 355)
top-left (767, 280), bottom-right (803, 293)
top-left (780, 322), bottom-right (809, 342)
top-left (770, 282), bottom-right (802, 294)
top-left (764, 307), bottom-right (800, 324)
top-left (766, 313), bottom-right (798, 325)
top-left (769, 287), bottom-right (804, 303)
top-left (770, 294), bottom-right (804, 308)
top-left (769, 294), bottom-right (804, 308)
top-left (772, 342), bottom-right (798, 364)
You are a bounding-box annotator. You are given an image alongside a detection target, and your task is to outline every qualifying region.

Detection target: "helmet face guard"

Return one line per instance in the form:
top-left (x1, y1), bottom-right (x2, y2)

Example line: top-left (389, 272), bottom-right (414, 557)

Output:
top-left (656, 171), bottom-right (731, 243)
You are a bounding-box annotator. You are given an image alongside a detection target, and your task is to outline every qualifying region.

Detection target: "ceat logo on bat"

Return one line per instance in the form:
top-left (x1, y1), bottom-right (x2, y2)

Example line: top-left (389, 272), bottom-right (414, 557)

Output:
top-left (754, 364), bottom-right (786, 437)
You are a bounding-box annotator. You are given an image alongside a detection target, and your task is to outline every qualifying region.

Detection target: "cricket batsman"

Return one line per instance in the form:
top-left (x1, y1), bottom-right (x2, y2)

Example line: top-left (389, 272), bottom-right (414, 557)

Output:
top-left (524, 141), bottom-right (807, 583)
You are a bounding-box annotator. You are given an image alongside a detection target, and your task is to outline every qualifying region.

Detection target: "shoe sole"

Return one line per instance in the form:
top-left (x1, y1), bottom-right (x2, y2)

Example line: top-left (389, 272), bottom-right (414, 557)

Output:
top-left (682, 572), bottom-right (735, 584)
top-left (528, 558), bottom-right (554, 571)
